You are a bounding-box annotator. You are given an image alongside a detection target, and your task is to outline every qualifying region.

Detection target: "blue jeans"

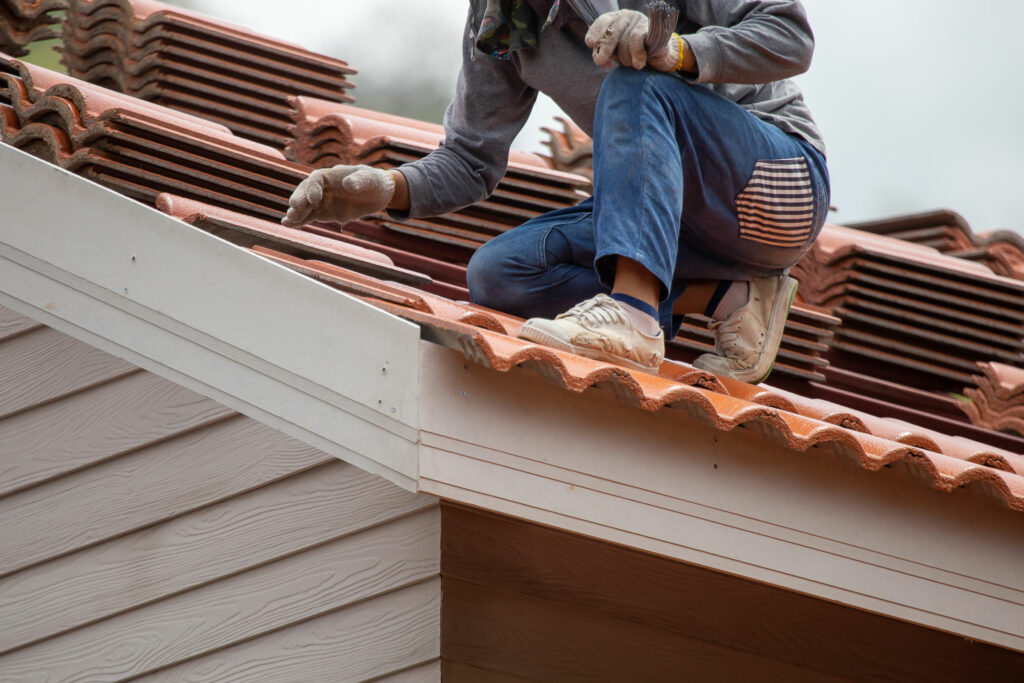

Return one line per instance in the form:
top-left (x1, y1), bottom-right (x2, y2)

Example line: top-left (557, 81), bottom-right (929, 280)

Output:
top-left (467, 67), bottom-right (830, 334)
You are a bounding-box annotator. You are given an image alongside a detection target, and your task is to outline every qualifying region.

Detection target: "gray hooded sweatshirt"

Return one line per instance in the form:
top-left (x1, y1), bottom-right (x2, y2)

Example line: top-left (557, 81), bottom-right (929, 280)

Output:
top-left (397, 0), bottom-right (824, 220)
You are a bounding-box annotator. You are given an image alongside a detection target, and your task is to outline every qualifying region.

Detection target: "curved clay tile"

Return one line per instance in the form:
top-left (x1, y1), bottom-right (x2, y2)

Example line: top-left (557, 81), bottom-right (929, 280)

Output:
top-left (963, 363), bottom-right (1024, 438)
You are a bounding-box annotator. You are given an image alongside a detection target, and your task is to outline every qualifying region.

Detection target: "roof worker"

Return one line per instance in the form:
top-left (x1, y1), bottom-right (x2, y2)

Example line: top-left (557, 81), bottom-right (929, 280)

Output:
top-left (282, 0), bottom-right (829, 383)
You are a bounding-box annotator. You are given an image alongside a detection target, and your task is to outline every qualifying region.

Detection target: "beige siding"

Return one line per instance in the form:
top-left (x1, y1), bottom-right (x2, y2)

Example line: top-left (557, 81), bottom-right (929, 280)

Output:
top-left (0, 306), bottom-right (441, 681)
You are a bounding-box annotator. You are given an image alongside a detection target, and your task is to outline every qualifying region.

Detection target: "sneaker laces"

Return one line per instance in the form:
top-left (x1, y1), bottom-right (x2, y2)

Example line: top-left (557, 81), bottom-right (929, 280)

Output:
top-left (709, 315), bottom-right (759, 368)
top-left (556, 295), bottom-right (629, 330)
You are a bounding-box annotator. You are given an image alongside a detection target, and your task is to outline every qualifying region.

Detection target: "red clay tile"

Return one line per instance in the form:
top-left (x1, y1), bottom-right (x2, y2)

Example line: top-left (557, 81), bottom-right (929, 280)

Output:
top-left (963, 362), bottom-right (1024, 439)
top-left (155, 194), bottom-right (430, 286)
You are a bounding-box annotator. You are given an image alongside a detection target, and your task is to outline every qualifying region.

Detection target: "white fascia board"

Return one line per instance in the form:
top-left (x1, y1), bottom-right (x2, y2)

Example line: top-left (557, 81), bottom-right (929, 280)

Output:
top-left (0, 144), bottom-right (421, 490)
top-left (417, 341), bottom-right (1024, 652)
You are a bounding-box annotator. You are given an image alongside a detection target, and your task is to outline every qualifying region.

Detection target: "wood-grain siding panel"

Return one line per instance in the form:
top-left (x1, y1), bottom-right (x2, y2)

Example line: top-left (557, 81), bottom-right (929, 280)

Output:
top-left (0, 415), bottom-right (331, 578)
top-left (0, 305), bottom-right (40, 343)
top-left (0, 371), bottom-right (236, 497)
top-left (0, 326), bottom-right (138, 419)
top-left (135, 578), bottom-right (442, 683)
top-left (0, 461), bottom-right (436, 653)
top-left (442, 505), bottom-right (1024, 682)
top-left (0, 509), bottom-right (441, 680)
top-left (443, 577), bottom-right (849, 683)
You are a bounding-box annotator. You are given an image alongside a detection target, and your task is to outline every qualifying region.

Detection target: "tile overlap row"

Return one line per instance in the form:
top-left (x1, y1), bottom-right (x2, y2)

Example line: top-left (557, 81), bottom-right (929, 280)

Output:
top-left (792, 224), bottom-right (1024, 395)
top-left (849, 209), bottom-right (1024, 281)
top-left (964, 363), bottom-right (1024, 438)
top-left (61, 0), bottom-right (355, 148)
top-left (0, 54), bottom-right (308, 219)
top-left (0, 0), bottom-right (62, 57)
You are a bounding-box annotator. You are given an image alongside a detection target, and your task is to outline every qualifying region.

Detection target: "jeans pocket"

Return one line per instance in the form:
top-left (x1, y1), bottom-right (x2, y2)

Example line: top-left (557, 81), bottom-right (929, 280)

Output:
top-left (735, 157), bottom-right (817, 249)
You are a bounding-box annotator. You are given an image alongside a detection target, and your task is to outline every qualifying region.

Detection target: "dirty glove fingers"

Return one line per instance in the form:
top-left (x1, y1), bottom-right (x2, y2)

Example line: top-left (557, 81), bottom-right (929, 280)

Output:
top-left (281, 205), bottom-right (313, 228)
top-left (584, 13), bottom-right (613, 48)
top-left (620, 15), bottom-right (649, 69)
top-left (587, 13), bottom-right (625, 66)
top-left (587, 10), bottom-right (649, 69)
top-left (304, 169), bottom-right (328, 207)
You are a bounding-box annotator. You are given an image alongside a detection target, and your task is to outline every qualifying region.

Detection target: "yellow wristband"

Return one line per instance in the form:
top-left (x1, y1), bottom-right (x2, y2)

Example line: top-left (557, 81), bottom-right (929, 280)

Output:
top-left (672, 33), bottom-right (687, 72)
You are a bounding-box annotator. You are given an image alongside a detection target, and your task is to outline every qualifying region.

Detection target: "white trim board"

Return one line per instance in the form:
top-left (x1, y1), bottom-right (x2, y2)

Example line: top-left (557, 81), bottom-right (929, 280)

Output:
top-left (0, 144), bottom-right (422, 490)
top-left (417, 342), bottom-right (1024, 653)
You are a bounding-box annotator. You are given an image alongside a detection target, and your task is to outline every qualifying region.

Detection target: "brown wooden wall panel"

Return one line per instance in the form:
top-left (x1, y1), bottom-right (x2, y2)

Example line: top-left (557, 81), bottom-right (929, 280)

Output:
top-left (0, 318), bottom-right (442, 681)
top-left (0, 461), bottom-right (435, 653)
top-left (0, 326), bottom-right (138, 419)
top-left (375, 660), bottom-right (443, 682)
top-left (0, 370), bottom-right (236, 497)
top-left (442, 504), bottom-right (1024, 683)
top-left (0, 305), bottom-right (41, 343)
top-left (136, 578), bottom-right (441, 683)
top-left (443, 661), bottom-right (534, 683)
top-left (1, 509), bottom-right (440, 679)
top-left (444, 577), bottom-right (845, 683)
top-left (0, 414), bottom-right (332, 578)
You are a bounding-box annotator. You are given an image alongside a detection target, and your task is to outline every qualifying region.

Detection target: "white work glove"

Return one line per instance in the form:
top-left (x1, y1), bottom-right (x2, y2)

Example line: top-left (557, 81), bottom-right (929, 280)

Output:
top-left (585, 9), bottom-right (680, 72)
top-left (281, 164), bottom-right (395, 227)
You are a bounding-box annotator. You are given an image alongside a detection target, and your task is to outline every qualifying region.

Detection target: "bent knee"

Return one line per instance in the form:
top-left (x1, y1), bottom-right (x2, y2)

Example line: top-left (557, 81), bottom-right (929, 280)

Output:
top-left (467, 242), bottom-right (514, 309)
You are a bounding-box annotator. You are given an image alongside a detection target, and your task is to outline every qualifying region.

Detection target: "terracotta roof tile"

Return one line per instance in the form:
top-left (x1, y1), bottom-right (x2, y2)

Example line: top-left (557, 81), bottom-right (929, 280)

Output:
top-left (60, 0), bottom-right (355, 148)
top-left (0, 55), bottom-right (310, 220)
top-left (962, 362), bottom-right (1024, 437)
top-left (847, 209), bottom-right (1024, 282)
top-left (791, 223), bottom-right (1024, 397)
top-left (0, 1), bottom-right (62, 57)
top-left (155, 193), bottom-right (431, 287)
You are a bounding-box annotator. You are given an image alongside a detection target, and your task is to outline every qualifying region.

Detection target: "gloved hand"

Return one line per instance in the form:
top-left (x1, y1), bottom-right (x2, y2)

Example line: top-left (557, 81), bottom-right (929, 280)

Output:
top-left (585, 9), bottom-right (681, 72)
top-left (281, 164), bottom-right (395, 228)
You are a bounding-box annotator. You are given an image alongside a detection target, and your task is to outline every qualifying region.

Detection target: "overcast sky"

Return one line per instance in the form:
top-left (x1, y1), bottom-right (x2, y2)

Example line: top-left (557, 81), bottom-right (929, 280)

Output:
top-left (198, 0), bottom-right (1024, 234)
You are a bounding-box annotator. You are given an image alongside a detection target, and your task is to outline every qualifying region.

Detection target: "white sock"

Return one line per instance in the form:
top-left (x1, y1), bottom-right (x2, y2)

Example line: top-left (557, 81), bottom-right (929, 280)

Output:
top-left (617, 301), bottom-right (661, 336)
top-left (711, 281), bottom-right (750, 321)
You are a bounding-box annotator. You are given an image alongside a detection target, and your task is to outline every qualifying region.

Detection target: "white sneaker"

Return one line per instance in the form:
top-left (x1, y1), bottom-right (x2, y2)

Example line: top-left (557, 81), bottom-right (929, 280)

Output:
top-left (517, 294), bottom-right (664, 374)
top-left (693, 275), bottom-right (798, 384)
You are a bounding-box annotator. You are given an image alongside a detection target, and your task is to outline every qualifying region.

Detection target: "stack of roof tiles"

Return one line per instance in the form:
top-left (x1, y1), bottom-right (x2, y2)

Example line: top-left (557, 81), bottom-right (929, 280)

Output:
top-left (59, 0), bottom-right (356, 148)
top-left (0, 54), bottom-right (307, 220)
top-left (539, 115), bottom-right (593, 192)
top-left (0, 0), bottom-right (63, 58)
top-left (963, 363), bottom-right (1024, 437)
top-left (849, 209), bottom-right (1024, 281)
top-left (791, 225), bottom-right (1024, 395)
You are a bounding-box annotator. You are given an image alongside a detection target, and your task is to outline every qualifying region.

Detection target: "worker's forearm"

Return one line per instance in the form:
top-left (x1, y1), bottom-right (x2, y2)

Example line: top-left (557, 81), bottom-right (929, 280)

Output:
top-left (387, 169), bottom-right (410, 212)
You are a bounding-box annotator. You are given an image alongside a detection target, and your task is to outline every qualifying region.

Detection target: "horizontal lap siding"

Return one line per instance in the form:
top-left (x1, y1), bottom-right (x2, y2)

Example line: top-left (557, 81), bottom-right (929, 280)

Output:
top-left (0, 307), bottom-right (441, 681)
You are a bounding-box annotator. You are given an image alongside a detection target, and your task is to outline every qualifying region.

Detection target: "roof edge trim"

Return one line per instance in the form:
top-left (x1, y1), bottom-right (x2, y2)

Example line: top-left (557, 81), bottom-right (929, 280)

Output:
top-left (0, 143), bottom-right (422, 490)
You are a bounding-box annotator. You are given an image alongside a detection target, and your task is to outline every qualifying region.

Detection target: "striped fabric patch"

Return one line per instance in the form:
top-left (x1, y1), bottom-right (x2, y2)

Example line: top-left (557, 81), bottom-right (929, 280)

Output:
top-left (735, 157), bottom-right (815, 247)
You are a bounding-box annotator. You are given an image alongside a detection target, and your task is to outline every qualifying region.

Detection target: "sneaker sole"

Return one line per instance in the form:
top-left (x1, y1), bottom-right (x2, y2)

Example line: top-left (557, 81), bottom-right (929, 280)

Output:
top-left (517, 324), bottom-right (661, 375)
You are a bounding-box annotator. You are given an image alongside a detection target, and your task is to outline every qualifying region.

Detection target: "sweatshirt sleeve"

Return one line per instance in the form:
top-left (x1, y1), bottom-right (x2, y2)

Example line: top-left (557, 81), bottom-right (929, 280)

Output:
top-left (678, 0), bottom-right (815, 85)
top-left (392, 6), bottom-right (538, 219)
